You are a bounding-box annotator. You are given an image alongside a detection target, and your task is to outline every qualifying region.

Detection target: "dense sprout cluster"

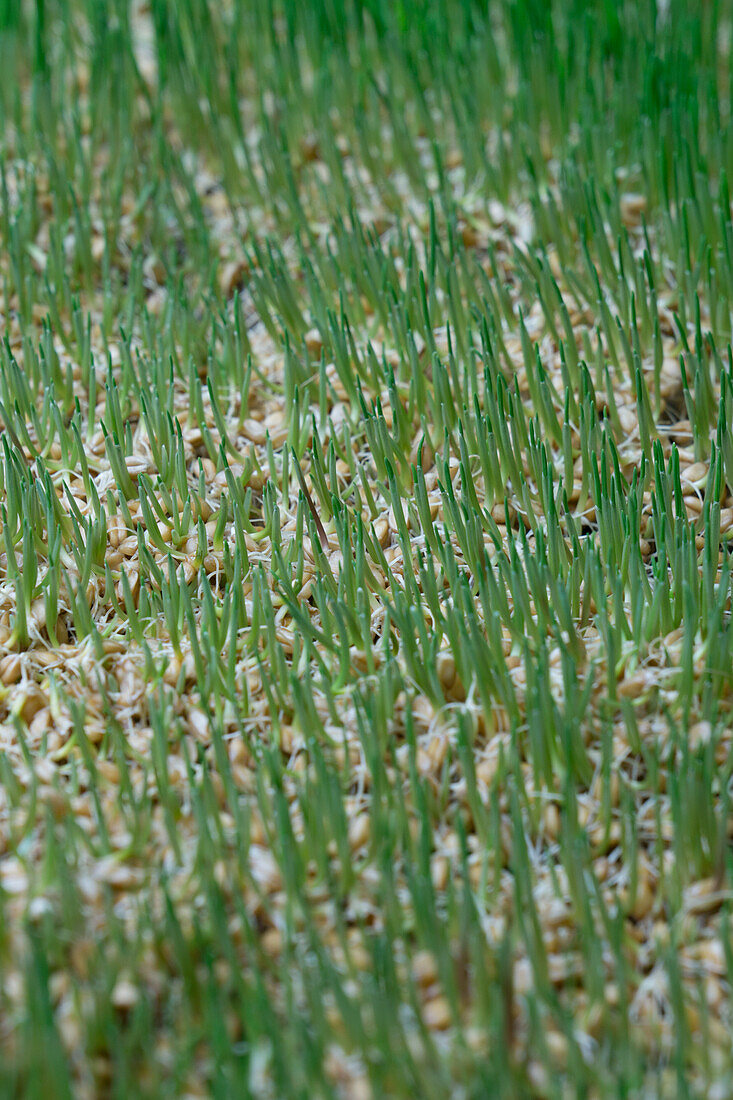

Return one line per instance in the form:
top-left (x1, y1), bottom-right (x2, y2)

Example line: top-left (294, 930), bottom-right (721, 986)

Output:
top-left (0, 1), bottom-right (732, 1096)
